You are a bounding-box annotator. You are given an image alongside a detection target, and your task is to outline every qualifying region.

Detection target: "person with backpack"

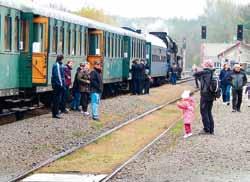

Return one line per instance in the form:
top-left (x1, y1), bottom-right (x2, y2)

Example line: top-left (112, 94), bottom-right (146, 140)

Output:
top-left (219, 63), bottom-right (232, 105)
top-left (193, 59), bottom-right (217, 135)
top-left (229, 64), bottom-right (248, 112)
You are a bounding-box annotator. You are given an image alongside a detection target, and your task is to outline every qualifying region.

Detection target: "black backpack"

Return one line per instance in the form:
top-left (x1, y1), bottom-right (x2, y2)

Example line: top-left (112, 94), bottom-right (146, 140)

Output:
top-left (209, 74), bottom-right (221, 99)
top-left (201, 72), bottom-right (221, 99)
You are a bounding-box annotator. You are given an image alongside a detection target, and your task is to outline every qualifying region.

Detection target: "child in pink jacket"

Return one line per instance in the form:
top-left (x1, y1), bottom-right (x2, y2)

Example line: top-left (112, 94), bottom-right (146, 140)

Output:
top-left (177, 90), bottom-right (195, 138)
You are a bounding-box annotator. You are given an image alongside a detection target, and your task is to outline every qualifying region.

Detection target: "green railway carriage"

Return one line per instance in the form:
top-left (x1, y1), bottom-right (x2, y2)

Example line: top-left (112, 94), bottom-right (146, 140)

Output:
top-left (0, 2), bottom-right (21, 97)
top-left (0, 0), bottom-right (174, 110)
top-left (0, 0), bottom-right (146, 100)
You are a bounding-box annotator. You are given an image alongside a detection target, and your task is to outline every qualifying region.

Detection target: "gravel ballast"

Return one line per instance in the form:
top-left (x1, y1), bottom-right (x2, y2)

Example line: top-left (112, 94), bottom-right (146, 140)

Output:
top-left (0, 82), bottom-right (194, 181)
top-left (110, 99), bottom-right (250, 182)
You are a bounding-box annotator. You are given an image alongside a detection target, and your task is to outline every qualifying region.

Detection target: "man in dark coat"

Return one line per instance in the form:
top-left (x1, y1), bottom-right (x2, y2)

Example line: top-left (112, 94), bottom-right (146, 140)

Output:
top-left (90, 61), bottom-right (103, 121)
top-left (130, 59), bottom-right (138, 95)
top-left (138, 60), bottom-right (146, 94)
top-left (194, 59), bottom-right (215, 134)
top-left (219, 63), bottom-right (231, 105)
top-left (51, 54), bottom-right (65, 119)
top-left (229, 64), bottom-right (247, 112)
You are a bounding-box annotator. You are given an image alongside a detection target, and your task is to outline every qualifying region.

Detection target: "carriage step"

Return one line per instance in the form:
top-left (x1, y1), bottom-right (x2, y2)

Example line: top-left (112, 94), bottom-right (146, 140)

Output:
top-left (11, 107), bottom-right (28, 112)
top-left (5, 99), bottom-right (23, 104)
top-left (0, 111), bottom-right (15, 117)
top-left (23, 98), bottom-right (32, 102)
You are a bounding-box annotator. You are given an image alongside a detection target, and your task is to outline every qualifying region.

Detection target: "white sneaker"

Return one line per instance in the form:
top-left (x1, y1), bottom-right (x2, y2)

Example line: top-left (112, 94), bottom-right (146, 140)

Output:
top-left (184, 133), bottom-right (192, 138)
top-left (83, 112), bottom-right (90, 116)
top-left (183, 134), bottom-right (189, 138)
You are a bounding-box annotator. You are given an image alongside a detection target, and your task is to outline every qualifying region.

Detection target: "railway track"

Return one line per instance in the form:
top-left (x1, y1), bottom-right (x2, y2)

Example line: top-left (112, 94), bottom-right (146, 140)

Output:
top-left (9, 77), bottom-right (195, 182)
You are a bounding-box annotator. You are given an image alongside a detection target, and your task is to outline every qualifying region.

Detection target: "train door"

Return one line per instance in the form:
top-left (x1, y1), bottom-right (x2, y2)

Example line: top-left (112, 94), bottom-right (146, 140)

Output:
top-left (87, 29), bottom-right (104, 70)
top-left (145, 43), bottom-right (152, 74)
top-left (122, 36), bottom-right (130, 79)
top-left (32, 17), bottom-right (49, 85)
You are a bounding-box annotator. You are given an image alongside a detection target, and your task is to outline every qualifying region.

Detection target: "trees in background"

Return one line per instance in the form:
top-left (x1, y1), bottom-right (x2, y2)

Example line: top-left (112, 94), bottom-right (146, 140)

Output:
top-left (75, 7), bottom-right (117, 26)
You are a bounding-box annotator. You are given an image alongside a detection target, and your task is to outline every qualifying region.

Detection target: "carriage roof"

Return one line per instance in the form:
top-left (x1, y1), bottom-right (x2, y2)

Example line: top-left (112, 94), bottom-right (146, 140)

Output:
top-left (145, 34), bottom-right (166, 48)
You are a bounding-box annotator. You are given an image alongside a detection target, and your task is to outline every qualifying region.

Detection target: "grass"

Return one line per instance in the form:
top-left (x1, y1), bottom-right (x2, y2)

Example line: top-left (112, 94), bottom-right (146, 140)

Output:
top-left (170, 120), bottom-right (183, 135)
top-left (37, 104), bottom-right (182, 174)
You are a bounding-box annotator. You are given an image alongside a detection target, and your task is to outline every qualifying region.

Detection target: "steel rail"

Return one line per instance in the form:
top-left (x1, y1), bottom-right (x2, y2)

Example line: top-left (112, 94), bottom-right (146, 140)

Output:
top-left (9, 77), bottom-right (195, 182)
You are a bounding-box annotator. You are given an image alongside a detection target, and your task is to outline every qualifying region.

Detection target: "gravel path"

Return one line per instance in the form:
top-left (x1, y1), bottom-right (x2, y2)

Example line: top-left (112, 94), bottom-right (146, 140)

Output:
top-left (110, 99), bottom-right (250, 182)
top-left (0, 82), bottom-right (194, 181)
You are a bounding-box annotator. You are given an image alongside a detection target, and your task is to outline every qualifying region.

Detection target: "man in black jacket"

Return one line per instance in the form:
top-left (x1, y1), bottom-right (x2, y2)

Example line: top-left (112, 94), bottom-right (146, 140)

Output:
top-left (90, 61), bottom-right (103, 121)
top-left (194, 59), bottom-right (215, 134)
top-left (51, 54), bottom-right (65, 119)
top-left (229, 64), bottom-right (247, 112)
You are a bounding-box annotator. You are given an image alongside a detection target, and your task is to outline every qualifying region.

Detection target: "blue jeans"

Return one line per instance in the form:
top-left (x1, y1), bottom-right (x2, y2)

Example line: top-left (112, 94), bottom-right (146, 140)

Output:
top-left (171, 73), bottom-right (177, 85)
top-left (221, 84), bottom-right (231, 102)
top-left (71, 90), bottom-right (81, 110)
top-left (91, 93), bottom-right (101, 119)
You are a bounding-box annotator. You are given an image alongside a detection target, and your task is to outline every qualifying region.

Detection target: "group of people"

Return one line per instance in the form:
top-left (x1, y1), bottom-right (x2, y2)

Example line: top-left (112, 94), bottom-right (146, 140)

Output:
top-left (219, 63), bottom-right (248, 112)
top-left (51, 54), bottom-right (103, 121)
top-left (178, 59), bottom-right (249, 139)
top-left (130, 59), bottom-right (152, 95)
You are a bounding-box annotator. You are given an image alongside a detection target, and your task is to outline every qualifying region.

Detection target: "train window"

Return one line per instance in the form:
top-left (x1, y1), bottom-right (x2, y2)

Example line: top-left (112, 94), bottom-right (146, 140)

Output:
top-left (139, 40), bottom-right (141, 58)
top-left (79, 30), bottom-right (82, 55)
top-left (112, 35), bottom-right (115, 58)
top-left (107, 34), bottom-right (110, 57)
top-left (84, 29), bottom-right (88, 55)
top-left (104, 33), bottom-right (107, 57)
top-left (66, 28), bottom-right (71, 55)
top-left (59, 27), bottom-right (64, 54)
top-left (131, 39), bottom-right (134, 58)
top-left (136, 40), bottom-right (138, 57)
top-left (4, 16), bottom-right (12, 51)
top-left (52, 26), bottom-right (58, 53)
top-left (136, 39), bottom-right (138, 58)
top-left (14, 16), bottom-right (19, 51)
top-left (117, 37), bottom-right (120, 58)
top-left (20, 20), bottom-right (29, 52)
top-left (72, 29), bottom-right (76, 55)
top-left (81, 30), bottom-right (85, 56)
top-left (119, 38), bottom-right (122, 58)
top-left (110, 35), bottom-right (112, 57)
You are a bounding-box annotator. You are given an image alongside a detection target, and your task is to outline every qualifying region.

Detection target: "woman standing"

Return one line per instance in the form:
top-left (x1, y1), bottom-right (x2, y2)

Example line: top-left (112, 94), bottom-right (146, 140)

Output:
top-left (78, 63), bottom-right (91, 116)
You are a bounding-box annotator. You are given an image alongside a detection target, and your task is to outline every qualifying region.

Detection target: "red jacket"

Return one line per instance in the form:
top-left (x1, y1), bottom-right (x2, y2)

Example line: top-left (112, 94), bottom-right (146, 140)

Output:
top-left (64, 64), bottom-right (72, 87)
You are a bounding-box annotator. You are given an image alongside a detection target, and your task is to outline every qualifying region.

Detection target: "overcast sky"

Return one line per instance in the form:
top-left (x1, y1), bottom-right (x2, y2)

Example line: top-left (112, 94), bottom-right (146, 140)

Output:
top-left (35, 0), bottom-right (250, 19)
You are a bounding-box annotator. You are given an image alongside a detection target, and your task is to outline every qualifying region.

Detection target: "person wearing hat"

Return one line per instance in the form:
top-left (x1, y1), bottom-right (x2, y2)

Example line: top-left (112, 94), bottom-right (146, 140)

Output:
top-left (51, 54), bottom-right (65, 119)
top-left (90, 61), bottom-right (103, 121)
top-left (193, 59), bottom-right (215, 134)
top-left (177, 90), bottom-right (195, 138)
top-left (219, 63), bottom-right (232, 105)
top-left (229, 64), bottom-right (247, 112)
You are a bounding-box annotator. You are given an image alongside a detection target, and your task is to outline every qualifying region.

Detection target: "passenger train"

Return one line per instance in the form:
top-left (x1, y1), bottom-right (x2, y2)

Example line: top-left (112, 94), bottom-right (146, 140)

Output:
top-left (0, 0), bottom-right (182, 112)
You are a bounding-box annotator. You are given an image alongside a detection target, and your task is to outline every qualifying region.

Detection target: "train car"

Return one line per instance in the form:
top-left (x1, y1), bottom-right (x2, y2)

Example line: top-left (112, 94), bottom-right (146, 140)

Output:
top-left (145, 33), bottom-right (167, 84)
top-left (0, 0), bottom-right (147, 110)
